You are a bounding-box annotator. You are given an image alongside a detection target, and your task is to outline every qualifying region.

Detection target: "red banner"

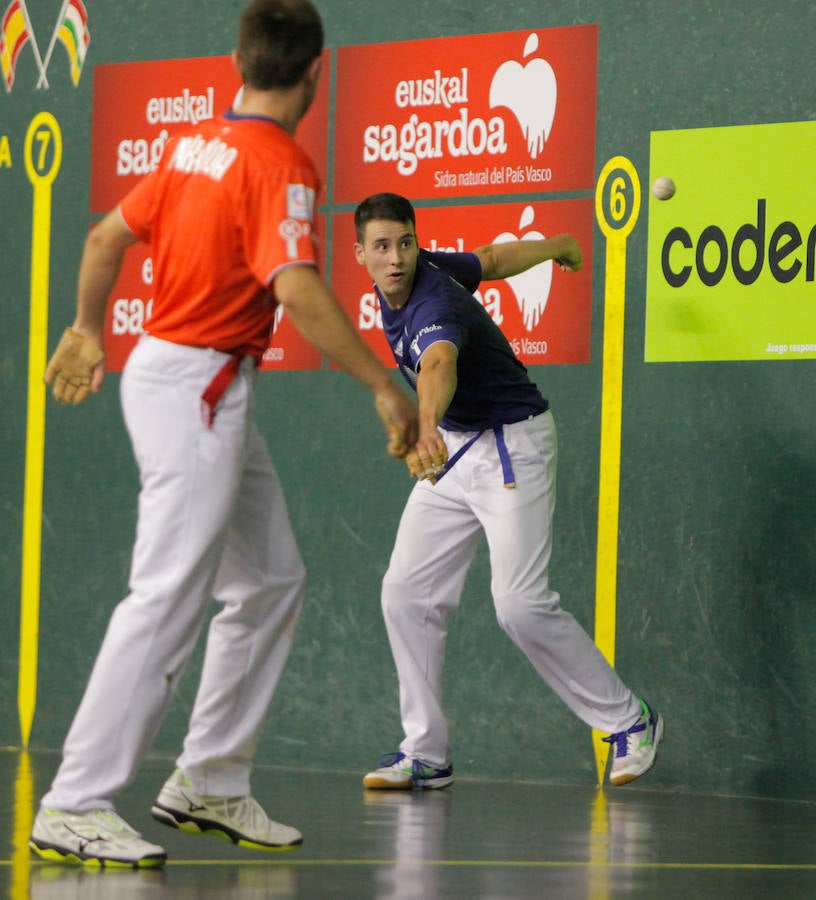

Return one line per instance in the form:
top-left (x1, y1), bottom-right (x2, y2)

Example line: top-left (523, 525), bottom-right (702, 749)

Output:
top-left (91, 53), bottom-right (330, 213)
top-left (333, 26), bottom-right (597, 203)
top-left (91, 53), bottom-right (330, 371)
top-left (330, 199), bottom-right (594, 368)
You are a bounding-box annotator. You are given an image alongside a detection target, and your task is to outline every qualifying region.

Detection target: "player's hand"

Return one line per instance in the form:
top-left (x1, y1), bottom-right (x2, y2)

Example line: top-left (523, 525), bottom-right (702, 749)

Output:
top-left (405, 429), bottom-right (448, 484)
top-left (553, 234), bottom-right (583, 272)
top-left (375, 382), bottom-right (418, 458)
top-left (43, 327), bottom-right (106, 404)
top-left (404, 448), bottom-right (444, 484)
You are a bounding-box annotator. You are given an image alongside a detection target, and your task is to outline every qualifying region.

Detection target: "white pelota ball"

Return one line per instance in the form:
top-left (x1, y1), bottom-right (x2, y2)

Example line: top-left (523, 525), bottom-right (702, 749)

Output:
top-left (652, 176), bottom-right (676, 200)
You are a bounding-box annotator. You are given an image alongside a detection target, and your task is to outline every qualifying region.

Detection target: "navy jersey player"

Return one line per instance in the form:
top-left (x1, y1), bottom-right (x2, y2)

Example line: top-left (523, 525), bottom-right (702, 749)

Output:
top-left (353, 192), bottom-right (663, 791)
top-left (382, 249), bottom-right (546, 433)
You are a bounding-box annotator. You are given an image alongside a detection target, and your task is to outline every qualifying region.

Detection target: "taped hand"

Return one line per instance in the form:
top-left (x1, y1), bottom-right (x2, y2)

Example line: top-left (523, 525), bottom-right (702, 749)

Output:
top-left (43, 328), bottom-right (105, 405)
top-left (404, 441), bottom-right (448, 485)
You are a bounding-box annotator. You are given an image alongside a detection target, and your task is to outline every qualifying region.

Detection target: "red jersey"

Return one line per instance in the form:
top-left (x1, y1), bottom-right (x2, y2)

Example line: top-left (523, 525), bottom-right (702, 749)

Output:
top-left (119, 111), bottom-right (321, 358)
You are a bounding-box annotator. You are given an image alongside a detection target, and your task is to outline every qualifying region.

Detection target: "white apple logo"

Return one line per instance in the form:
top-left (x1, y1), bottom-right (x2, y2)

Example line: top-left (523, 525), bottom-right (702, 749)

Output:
top-left (488, 33), bottom-right (557, 160)
top-left (493, 205), bottom-right (552, 332)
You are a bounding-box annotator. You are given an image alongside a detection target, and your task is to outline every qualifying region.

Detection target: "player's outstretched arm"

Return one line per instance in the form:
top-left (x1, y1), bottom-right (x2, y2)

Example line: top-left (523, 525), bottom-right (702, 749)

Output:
top-left (274, 264), bottom-right (418, 456)
top-left (473, 233), bottom-right (582, 279)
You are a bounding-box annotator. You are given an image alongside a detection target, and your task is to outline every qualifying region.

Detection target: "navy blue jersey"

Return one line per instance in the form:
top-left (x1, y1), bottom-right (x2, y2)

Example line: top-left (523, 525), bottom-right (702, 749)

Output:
top-left (376, 249), bottom-right (548, 431)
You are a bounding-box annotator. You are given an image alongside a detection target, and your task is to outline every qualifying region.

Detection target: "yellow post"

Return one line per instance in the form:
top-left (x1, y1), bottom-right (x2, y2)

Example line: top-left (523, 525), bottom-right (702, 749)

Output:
top-left (19, 112), bottom-right (62, 746)
top-left (11, 751), bottom-right (33, 900)
top-left (592, 156), bottom-right (640, 785)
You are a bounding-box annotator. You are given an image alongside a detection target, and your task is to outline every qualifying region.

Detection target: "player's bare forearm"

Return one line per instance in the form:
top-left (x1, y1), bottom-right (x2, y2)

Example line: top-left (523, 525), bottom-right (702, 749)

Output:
top-left (416, 361), bottom-right (456, 437)
top-left (74, 209), bottom-right (138, 339)
top-left (473, 234), bottom-right (582, 279)
top-left (404, 357), bottom-right (454, 482)
top-left (48, 208), bottom-right (136, 398)
top-left (414, 341), bottom-right (457, 462)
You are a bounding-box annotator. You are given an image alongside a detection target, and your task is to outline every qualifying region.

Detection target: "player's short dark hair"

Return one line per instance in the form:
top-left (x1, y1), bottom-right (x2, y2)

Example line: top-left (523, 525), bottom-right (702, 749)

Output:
top-left (354, 193), bottom-right (417, 242)
top-left (237, 0), bottom-right (323, 90)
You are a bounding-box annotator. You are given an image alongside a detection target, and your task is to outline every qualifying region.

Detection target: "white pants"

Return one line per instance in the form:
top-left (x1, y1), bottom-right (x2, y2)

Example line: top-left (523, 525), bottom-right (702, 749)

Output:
top-left (43, 336), bottom-right (305, 811)
top-left (381, 411), bottom-right (641, 767)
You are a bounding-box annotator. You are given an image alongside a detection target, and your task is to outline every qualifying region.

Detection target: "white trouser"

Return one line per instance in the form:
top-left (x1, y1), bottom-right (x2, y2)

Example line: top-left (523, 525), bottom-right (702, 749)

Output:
top-left (381, 411), bottom-right (640, 767)
top-left (43, 336), bottom-right (305, 811)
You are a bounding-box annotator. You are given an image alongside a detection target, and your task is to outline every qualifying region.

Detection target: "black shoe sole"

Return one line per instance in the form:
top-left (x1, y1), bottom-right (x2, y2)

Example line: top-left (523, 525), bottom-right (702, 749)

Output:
top-left (150, 803), bottom-right (302, 851)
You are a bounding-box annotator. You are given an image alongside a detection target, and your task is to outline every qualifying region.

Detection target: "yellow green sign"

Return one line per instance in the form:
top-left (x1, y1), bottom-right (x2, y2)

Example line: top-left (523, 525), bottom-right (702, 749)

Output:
top-left (646, 121), bottom-right (816, 361)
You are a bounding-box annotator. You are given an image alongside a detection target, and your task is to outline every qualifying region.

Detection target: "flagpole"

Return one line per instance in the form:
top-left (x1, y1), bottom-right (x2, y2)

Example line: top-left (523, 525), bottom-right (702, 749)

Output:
top-left (13, 0), bottom-right (47, 88)
top-left (35, 0), bottom-right (69, 89)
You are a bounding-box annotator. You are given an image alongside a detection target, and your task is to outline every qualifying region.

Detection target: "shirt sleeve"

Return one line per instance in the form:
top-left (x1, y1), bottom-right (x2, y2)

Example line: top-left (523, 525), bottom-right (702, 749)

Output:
top-left (240, 162), bottom-right (321, 286)
top-left (408, 297), bottom-right (467, 369)
top-left (118, 165), bottom-right (166, 243)
top-left (422, 249), bottom-right (483, 294)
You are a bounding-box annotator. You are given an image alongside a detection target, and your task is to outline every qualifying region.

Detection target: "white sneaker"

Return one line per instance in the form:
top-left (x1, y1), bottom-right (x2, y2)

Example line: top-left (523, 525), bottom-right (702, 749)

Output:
top-left (151, 769), bottom-right (302, 850)
top-left (362, 751), bottom-right (454, 790)
top-left (29, 807), bottom-right (166, 868)
top-left (604, 699), bottom-right (664, 786)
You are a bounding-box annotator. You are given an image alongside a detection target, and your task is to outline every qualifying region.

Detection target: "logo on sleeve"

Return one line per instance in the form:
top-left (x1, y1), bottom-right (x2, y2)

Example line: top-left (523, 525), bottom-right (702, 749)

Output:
top-left (286, 183), bottom-right (315, 221)
top-left (279, 218), bottom-right (312, 259)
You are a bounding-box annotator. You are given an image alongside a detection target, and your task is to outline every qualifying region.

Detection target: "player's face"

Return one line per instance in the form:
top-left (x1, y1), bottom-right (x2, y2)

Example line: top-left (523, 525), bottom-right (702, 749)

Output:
top-left (354, 219), bottom-right (419, 309)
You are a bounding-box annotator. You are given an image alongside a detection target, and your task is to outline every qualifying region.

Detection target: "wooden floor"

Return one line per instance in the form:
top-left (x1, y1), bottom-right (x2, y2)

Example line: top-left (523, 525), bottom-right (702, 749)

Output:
top-left (2, 748), bottom-right (815, 898)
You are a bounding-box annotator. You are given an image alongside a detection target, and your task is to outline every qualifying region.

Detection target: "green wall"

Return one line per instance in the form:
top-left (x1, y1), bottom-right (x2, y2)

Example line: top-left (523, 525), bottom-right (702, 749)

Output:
top-left (2, 0), bottom-right (815, 801)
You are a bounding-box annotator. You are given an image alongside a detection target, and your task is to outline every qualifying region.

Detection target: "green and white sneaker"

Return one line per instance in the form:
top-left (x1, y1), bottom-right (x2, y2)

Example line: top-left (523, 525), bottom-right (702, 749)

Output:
top-left (151, 769), bottom-right (302, 850)
top-left (363, 752), bottom-right (454, 790)
top-left (29, 807), bottom-right (166, 868)
top-left (604, 699), bottom-right (664, 786)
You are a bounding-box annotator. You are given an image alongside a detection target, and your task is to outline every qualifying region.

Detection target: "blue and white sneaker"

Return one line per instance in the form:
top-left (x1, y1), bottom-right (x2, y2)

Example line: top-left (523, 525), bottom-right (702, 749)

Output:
top-left (603, 699), bottom-right (664, 786)
top-left (363, 752), bottom-right (454, 790)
